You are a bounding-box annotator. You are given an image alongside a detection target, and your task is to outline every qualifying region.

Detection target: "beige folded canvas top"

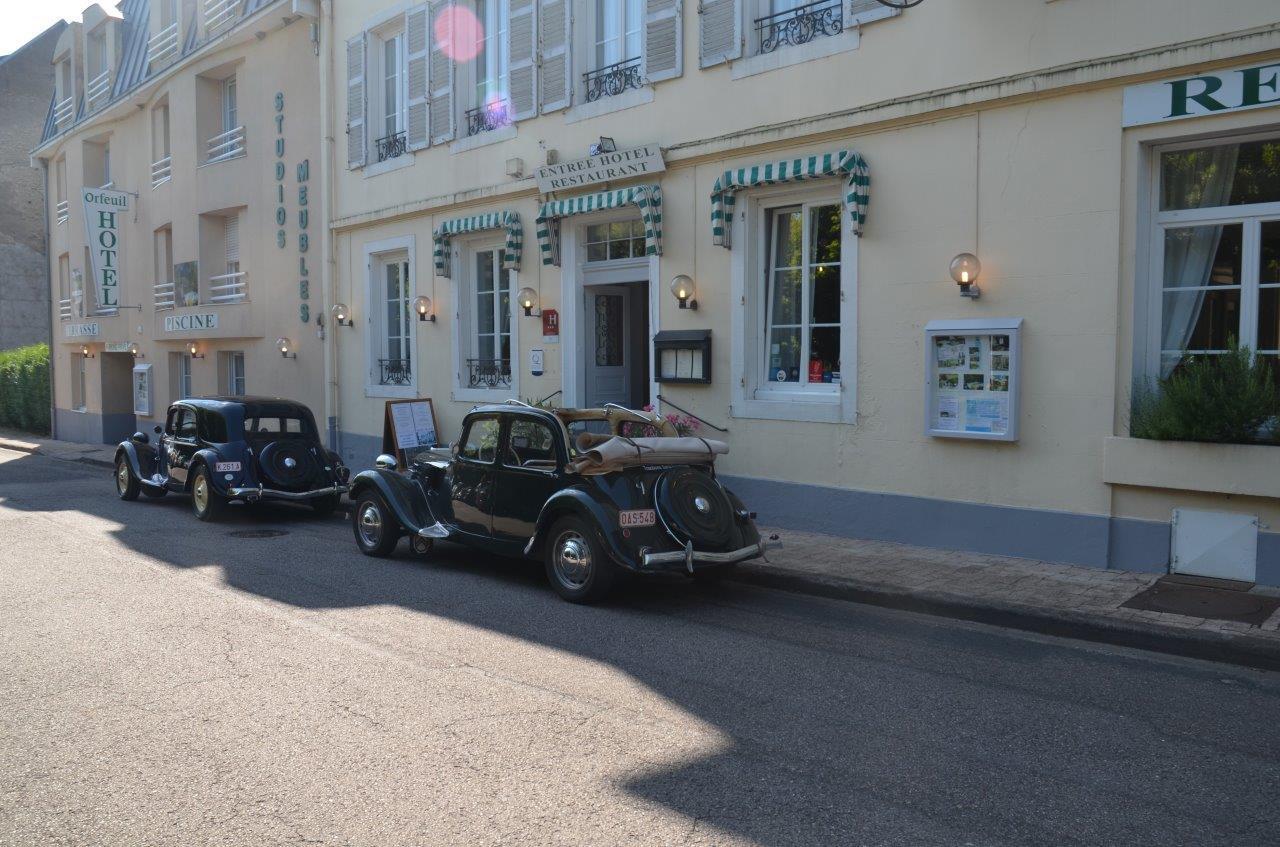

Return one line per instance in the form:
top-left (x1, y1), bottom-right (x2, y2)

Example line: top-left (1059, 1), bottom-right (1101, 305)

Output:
top-left (566, 436), bottom-right (729, 475)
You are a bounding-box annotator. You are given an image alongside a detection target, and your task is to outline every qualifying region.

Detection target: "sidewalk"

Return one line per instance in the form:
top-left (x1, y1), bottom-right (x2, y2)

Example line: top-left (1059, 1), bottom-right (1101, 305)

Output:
top-left (0, 430), bottom-right (116, 468)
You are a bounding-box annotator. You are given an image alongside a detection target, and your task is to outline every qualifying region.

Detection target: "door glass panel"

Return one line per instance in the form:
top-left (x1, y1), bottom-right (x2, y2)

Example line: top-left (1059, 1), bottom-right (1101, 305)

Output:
top-left (767, 327), bottom-right (801, 383)
top-left (770, 269), bottom-right (802, 326)
top-left (771, 208), bottom-right (802, 271)
top-left (505, 419), bottom-right (556, 467)
top-left (1162, 224), bottom-right (1242, 288)
top-left (1160, 289), bottom-right (1240, 352)
top-left (594, 294), bottom-right (623, 366)
top-left (811, 263), bottom-right (839, 324)
top-left (1160, 139), bottom-right (1280, 210)
top-left (460, 417), bottom-right (499, 462)
top-left (809, 203), bottom-right (841, 266)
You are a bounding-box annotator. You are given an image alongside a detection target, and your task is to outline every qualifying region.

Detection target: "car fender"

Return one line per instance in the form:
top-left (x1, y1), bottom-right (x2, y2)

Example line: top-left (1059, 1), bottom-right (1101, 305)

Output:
top-left (115, 440), bottom-right (161, 487)
top-left (349, 469), bottom-right (440, 536)
top-left (524, 487), bottom-right (635, 568)
top-left (189, 448), bottom-right (234, 495)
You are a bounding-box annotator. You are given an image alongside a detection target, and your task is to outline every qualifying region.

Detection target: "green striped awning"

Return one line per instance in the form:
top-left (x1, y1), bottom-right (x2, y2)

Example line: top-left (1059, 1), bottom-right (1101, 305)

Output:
top-left (433, 211), bottom-right (523, 278)
top-left (536, 185), bottom-right (662, 266)
top-left (711, 150), bottom-right (870, 248)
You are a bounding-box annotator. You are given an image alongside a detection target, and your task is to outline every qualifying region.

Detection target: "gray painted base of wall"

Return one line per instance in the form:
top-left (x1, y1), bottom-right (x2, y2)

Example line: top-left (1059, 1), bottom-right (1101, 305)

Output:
top-left (336, 429), bottom-right (1280, 586)
top-left (55, 407), bottom-right (104, 444)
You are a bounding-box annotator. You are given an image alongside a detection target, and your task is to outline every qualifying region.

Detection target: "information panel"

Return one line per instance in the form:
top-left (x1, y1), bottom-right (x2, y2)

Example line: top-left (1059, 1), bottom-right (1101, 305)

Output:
top-left (924, 318), bottom-right (1023, 442)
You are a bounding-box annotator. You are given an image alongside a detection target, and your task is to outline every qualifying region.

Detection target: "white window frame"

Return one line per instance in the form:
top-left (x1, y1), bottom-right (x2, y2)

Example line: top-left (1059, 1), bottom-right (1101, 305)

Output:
top-left (1137, 129), bottom-right (1280, 385)
top-left (730, 183), bottom-right (857, 424)
top-left (224, 351), bottom-right (246, 395)
top-left (450, 236), bottom-right (521, 402)
top-left (222, 75), bottom-right (238, 133)
top-left (470, 0), bottom-right (510, 111)
top-left (591, 0), bottom-right (643, 71)
top-left (177, 353), bottom-right (193, 400)
top-left (72, 352), bottom-right (87, 411)
top-left (363, 234), bottom-right (419, 398)
top-left (375, 22), bottom-right (407, 142)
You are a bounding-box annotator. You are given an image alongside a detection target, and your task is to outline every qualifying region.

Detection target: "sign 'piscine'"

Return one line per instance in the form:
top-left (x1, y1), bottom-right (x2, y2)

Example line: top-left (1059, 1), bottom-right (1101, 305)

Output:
top-left (164, 313), bottom-right (219, 332)
top-left (81, 188), bottom-right (129, 310)
top-left (535, 145), bottom-right (665, 193)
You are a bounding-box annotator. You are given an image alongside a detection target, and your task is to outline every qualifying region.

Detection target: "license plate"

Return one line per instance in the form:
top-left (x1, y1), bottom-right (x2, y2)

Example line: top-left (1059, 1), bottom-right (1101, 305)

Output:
top-left (215, 461), bottom-right (241, 473)
top-left (619, 509), bottom-right (656, 528)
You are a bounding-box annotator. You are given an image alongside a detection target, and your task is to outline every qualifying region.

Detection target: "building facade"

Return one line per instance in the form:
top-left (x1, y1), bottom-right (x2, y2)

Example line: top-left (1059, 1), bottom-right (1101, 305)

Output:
top-left (0, 22), bottom-right (65, 350)
top-left (324, 0), bottom-right (1280, 585)
top-left (31, 0), bottom-right (323, 444)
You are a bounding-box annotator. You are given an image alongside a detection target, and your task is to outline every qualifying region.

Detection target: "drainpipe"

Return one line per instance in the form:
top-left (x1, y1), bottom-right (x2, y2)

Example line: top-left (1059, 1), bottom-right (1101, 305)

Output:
top-left (319, 0), bottom-right (339, 453)
top-left (41, 159), bottom-right (57, 440)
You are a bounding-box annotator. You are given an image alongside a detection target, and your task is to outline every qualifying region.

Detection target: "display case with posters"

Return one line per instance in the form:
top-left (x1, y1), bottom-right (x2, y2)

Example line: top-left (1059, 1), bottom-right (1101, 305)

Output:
top-left (924, 318), bottom-right (1022, 442)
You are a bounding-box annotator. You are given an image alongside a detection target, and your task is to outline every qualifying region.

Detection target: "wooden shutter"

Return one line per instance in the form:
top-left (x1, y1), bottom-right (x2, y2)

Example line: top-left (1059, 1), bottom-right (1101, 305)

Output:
top-left (429, 0), bottom-right (455, 143)
top-left (537, 0), bottom-right (571, 113)
top-left (507, 0), bottom-right (537, 121)
top-left (405, 4), bottom-right (430, 150)
top-left (848, 0), bottom-right (900, 22)
top-left (643, 0), bottom-right (682, 83)
top-left (698, 0), bottom-right (740, 68)
top-left (345, 32), bottom-right (366, 168)
top-left (224, 214), bottom-right (240, 265)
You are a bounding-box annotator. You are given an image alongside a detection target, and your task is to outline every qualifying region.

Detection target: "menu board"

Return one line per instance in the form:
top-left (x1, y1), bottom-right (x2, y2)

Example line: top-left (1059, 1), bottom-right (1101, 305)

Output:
top-left (924, 319), bottom-right (1022, 441)
top-left (381, 399), bottom-right (441, 468)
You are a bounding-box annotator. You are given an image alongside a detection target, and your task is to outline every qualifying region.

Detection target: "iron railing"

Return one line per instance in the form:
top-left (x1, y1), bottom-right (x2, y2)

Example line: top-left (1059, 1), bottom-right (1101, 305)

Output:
top-left (208, 271), bottom-right (246, 303)
top-left (154, 281), bottom-right (176, 310)
top-left (465, 101), bottom-right (511, 137)
top-left (466, 358), bottom-right (512, 389)
top-left (86, 69), bottom-right (112, 112)
top-left (755, 0), bottom-right (843, 55)
top-left (378, 358), bottom-right (413, 386)
top-left (55, 200), bottom-right (69, 224)
top-left (204, 0), bottom-right (239, 34)
top-left (148, 21), bottom-right (180, 65)
top-left (58, 298), bottom-right (73, 320)
top-left (150, 155), bottom-right (172, 188)
top-left (53, 96), bottom-right (74, 126)
top-left (375, 130), bottom-right (408, 162)
top-left (207, 125), bottom-right (246, 162)
top-left (583, 57), bottom-right (643, 103)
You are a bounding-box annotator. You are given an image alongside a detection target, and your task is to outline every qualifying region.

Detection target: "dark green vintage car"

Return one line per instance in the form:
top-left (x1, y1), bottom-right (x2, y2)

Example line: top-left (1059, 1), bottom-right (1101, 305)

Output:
top-left (347, 402), bottom-right (770, 602)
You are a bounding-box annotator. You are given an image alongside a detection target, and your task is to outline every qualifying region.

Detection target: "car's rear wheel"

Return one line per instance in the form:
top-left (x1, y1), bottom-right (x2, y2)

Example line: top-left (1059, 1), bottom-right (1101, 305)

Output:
top-left (545, 515), bottom-right (616, 604)
top-left (353, 492), bottom-right (399, 557)
top-left (190, 466), bottom-right (226, 522)
top-left (311, 494), bottom-right (340, 518)
top-left (114, 457), bottom-right (140, 501)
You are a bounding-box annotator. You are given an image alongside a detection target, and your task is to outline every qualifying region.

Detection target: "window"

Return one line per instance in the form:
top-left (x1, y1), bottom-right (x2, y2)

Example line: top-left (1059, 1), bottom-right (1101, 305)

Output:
top-left (84, 140), bottom-right (111, 189)
top-left (244, 415), bottom-right (310, 437)
top-left (154, 227), bottom-right (174, 309)
top-left (504, 418), bottom-right (557, 468)
top-left (206, 73), bottom-right (244, 163)
top-left (224, 351), bottom-right (246, 395)
top-left (58, 254), bottom-right (72, 319)
top-left (71, 353), bottom-right (87, 411)
top-left (585, 220), bottom-right (648, 262)
top-left (171, 352), bottom-right (193, 400)
top-left (465, 0), bottom-right (511, 135)
top-left (381, 29), bottom-right (404, 139)
top-left (763, 202), bottom-right (842, 386)
top-left (54, 157), bottom-right (68, 222)
top-left (375, 254), bottom-right (413, 386)
top-left (1152, 135), bottom-right (1280, 388)
top-left (595, 0), bottom-right (642, 68)
top-left (465, 246), bottom-right (512, 389)
top-left (222, 76), bottom-right (237, 133)
top-left (459, 416), bottom-right (500, 463)
top-left (151, 103), bottom-right (171, 186)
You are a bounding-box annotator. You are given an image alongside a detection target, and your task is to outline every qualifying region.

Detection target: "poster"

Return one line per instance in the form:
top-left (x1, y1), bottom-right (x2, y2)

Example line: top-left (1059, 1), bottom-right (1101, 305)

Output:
top-left (934, 396), bottom-right (961, 431)
top-left (964, 397), bottom-right (1009, 433)
top-left (132, 364), bottom-right (152, 416)
top-left (925, 320), bottom-right (1021, 441)
top-left (382, 399), bottom-right (440, 468)
top-left (934, 336), bottom-right (966, 369)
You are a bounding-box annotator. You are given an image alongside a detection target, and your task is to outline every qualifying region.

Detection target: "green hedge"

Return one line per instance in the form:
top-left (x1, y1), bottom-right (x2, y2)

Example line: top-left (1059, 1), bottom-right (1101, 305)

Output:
top-left (1131, 346), bottom-right (1278, 445)
top-left (0, 343), bottom-right (51, 435)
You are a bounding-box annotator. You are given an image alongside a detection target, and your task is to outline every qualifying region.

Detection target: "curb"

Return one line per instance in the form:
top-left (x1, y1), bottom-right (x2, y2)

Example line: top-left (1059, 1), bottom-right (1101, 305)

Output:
top-left (730, 563), bottom-right (1280, 673)
top-left (0, 438), bottom-right (115, 470)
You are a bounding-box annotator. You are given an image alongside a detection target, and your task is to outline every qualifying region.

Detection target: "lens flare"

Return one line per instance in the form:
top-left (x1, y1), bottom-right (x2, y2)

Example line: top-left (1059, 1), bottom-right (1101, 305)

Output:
top-left (435, 5), bottom-right (483, 62)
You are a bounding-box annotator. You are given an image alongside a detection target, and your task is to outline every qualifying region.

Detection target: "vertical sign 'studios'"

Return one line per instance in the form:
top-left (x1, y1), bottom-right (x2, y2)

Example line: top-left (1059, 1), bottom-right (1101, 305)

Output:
top-left (274, 92), bottom-right (311, 324)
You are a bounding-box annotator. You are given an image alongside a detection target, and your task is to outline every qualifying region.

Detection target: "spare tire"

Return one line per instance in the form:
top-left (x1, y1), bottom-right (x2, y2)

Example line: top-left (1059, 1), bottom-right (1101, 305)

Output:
top-left (257, 441), bottom-right (319, 490)
top-left (655, 467), bottom-right (734, 550)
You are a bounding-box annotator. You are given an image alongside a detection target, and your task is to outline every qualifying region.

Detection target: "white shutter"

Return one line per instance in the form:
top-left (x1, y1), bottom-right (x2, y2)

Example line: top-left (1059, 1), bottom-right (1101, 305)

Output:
top-left (405, 4), bottom-right (430, 150)
top-left (537, 0), bottom-right (571, 113)
top-left (345, 33), bottom-right (366, 169)
top-left (429, 0), bottom-right (455, 143)
top-left (698, 0), bottom-right (740, 68)
top-left (848, 0), bottom-right (900, 24)
top-left (643, 0), bottom-right (682, 83)
top-left (507, 0), bottom-right (537, 121)
top-left (224, 214), bottom-right (240, 264)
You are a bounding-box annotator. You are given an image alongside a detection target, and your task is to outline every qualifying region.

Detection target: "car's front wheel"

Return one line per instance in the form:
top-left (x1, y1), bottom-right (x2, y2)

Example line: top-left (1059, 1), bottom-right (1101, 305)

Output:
top-left (114, 456), bottom-right (140, 501)
top-left (190, 466), bottom-right (226, 522)
top-left (544, 515), bottom-right (617, 604)
top-left (352, 492), bottom-right (400, 557)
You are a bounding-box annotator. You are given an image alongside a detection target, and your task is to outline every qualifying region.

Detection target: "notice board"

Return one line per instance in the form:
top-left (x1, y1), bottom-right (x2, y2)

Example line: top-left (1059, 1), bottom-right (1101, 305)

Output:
top-left (381, 398), bottom-right (441, 468)
top-left (924, 318), bottom-right (1023, 442)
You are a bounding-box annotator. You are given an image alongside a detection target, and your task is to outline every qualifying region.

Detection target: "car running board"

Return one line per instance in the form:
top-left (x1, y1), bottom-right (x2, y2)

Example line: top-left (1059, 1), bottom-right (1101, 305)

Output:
top-left (417, 522), bottom-right (450, 539)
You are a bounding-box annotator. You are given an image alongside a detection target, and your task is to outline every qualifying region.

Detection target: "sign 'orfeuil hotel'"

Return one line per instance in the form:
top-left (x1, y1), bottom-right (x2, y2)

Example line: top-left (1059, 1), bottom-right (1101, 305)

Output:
top-left (32, 1), bottom-right (1280, 586)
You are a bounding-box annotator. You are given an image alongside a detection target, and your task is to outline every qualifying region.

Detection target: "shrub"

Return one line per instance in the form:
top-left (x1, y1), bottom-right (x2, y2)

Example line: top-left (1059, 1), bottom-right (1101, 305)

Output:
top-left (1130, 346), bottom-right (1278, 445)
top-left (0, 343), bottom-right (51, 435)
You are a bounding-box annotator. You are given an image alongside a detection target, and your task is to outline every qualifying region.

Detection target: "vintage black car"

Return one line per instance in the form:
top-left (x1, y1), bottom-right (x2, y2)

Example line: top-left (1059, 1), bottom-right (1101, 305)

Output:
top-left (348, 402), bottom-right (770, 602)
top-left (114, 397), bottom-right (350, 521)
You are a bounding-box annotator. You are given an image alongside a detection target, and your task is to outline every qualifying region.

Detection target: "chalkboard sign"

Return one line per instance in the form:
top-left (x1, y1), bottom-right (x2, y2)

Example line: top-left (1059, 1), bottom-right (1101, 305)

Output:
top-left (381, 398), bottom-right (441, 468)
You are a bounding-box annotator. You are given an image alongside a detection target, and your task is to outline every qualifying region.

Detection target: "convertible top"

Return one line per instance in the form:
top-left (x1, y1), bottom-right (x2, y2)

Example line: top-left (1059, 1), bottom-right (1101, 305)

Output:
top-left (566, 435), bottom-right (729, 475)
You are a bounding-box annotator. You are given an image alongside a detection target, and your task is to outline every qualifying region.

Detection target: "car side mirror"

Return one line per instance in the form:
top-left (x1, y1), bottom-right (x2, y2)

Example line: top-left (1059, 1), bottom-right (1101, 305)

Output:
top-left (153, 425), bottom-right (163, 435)
top-left (374, 453), bottom-right (398, 470)
top-left (130, 431), bottom-right (149, 445)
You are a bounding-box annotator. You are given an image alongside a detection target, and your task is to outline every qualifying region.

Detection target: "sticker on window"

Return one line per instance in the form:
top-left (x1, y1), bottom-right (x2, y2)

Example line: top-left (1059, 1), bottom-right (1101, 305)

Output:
top-left (619, 509), bottom-right (656, 528)
top-left (215, 461), bottom-right (241, 473)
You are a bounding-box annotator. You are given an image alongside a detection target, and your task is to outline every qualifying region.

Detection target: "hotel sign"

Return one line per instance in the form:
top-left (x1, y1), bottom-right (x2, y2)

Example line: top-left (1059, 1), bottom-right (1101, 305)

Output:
top-left (1123, 61), bottom-right (1280, 127)
top-left (163, 313), bottom-right (219, 332)
top-left (64, 322), bottom-right (100, 338)
top-left (81, 187), bottom-right (129, 310)
top-left (535, 144), bottom-right (665, 193)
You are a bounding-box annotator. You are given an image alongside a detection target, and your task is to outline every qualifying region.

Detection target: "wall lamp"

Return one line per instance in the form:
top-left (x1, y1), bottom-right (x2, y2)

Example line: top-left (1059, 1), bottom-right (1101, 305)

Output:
top-left (670, 275), bottom-right (697, 310)
top-left (412, 295), bottom-right (435, 322)
top-left (186, 341), bottom-right (205, 359)
top-left (330, 303), bottom-right (353, 327)
top-left (130, 342), bottom-right (144, 358)
top-left (80, 344), bottom-right (95, 359)
top-left (950, 253), bottom-right (982, 299)
top-left (517, 287), bottom-right (540, 317)
top-left (276, 337), bottom-right (296, 359)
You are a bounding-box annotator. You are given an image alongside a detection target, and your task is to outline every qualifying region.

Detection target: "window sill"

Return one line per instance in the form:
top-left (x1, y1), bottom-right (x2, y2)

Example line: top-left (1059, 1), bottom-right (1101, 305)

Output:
top-left (365, 384), bottom-right (418, 400)
top-left (731, 391), bottom-right (848, 424)
top-left (450, 124), bottom-right (516, 155)
top-left (564, 86), bottom-right (654, 125)
top-left (1102, 435), bottom-right (1280, 498)
top-left (363, 151), bottom-right (415, 179)
top-left (731, 28), bottom-right (862, 81)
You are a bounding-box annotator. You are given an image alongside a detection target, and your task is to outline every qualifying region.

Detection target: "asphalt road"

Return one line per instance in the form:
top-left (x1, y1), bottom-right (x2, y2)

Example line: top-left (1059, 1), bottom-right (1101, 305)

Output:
top-left (1, 447), bottom-right (1278, 847)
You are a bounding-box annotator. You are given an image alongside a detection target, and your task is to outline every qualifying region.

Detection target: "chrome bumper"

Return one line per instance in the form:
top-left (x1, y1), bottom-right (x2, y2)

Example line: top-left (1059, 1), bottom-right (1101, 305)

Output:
top-left (228, 483), bottom-right (349, 501)
top-left (641, 539), bottom-right (770, 572)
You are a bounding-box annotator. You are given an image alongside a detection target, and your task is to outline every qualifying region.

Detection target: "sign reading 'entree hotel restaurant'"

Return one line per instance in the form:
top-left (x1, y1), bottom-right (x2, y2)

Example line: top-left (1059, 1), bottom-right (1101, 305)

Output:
top-left (1123, 61), bottom-right (1280, 127)
top-left (535, 145), bottom-right (665, 194)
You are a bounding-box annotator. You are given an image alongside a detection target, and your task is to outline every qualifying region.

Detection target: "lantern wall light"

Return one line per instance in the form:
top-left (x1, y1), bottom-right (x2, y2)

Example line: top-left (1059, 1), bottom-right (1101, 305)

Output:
top-left (331, 303), bottom-right (353, 327)
top-left (412, 295), bottom-right (435, 323)
top-left (130, 342), bottom-right (143, 358)
top-left (186, 341), bottom-right (205, 359)
top-left (517, 287), bottom-right (540, 317)
top-left (80, 344), bottom-right (95, 359)
top-left (276, 337), bottom-right (296, 359)
top-left (670, 275), bottom-right (697, 310)
top-left (949, 253), bottom-right (982, 300)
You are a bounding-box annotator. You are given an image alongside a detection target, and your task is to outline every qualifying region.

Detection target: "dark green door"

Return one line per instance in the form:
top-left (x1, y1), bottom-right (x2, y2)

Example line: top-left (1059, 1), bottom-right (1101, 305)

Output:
top-left (491, 415), bottom-right (565, 545)
top-left (449, 416), bottom-right (499, 538)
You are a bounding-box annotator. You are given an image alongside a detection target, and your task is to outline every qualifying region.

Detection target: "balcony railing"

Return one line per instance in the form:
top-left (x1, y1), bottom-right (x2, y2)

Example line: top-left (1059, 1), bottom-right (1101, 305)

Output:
top-left (378, 358), bottom-right (413, 386)
top-left (53, 96), bottom-right (74, 126)
top-left (208, 271), bottom-right (247, 304)
top-left (147, 22), bottom-right (180, 65)
top-left (584, 57), bottom-right (643, 103)
top-left (55, 200), bottom-right (69, 224)
top-left (154, 281), bottom-right (176, 311)
top-left (204, 0), bottom-right (240, 34)
top-left (466, 358), bottom-right (512, 390)
top-left (375, 130), bottom-right (408, 162)
top-left (755, 0), bottom-right (843, 55)
top-left (465, 101), bottom-right (511, 137)
top-left (86, 69), bottom-right (112, 111)
top-left (150, 155), bottom-right (172, 188)
top-left (58, 298), bottom-right (73, 320)
top-left (207, 126), bottom-right (246, 163)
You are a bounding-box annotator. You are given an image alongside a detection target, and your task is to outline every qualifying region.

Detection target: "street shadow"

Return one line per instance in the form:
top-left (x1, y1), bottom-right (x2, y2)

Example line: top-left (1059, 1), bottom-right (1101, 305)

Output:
top-left (2, 451), bottom-right (1279, 846)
